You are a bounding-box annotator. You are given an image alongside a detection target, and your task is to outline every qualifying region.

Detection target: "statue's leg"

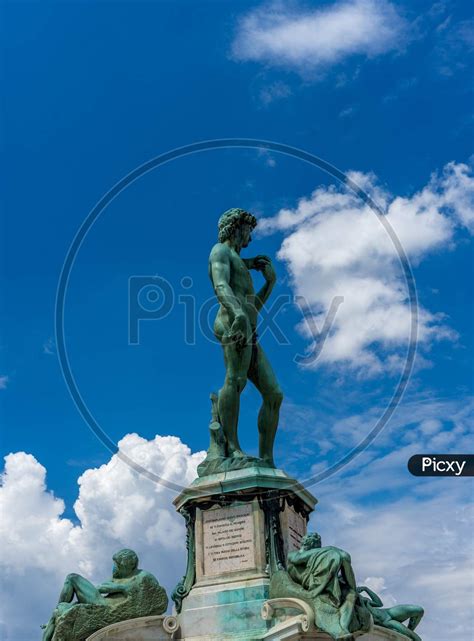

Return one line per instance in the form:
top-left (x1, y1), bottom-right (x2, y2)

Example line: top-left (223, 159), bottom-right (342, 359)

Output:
top-left (408, 606), bottom-right (424, 630)
top-left (59, 573), bottom-right (105, 604)
top-left (218, 340), bottom-right (252, 456)
top-left (248, 345), bottom-right (283, 466)
top-left (58, 574), bottom-right (75, 602)
top-left (383, 619), bottom-right (422, 641)
top-left (387, 605), bottom-right (424, 629)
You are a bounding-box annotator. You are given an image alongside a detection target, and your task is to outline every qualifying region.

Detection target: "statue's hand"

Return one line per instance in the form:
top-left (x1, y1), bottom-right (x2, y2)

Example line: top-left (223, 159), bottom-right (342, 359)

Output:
top-left (242, 257), bottom-right (256, 269)
top-left (244, 255), bottom-right (270, 270)
top-left (228, 313), bottom-right (250, 349)
top-left (254, 255), bottom-right (276, 283)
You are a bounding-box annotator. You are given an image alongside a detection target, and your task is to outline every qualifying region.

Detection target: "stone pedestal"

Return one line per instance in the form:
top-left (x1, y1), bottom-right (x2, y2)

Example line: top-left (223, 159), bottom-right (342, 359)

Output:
top-left (359, 630), bottom-right (410, 641)
top-left (261, 627), bottom-right (410, 640)
top-left (86, 615), bottom-right (178, 640)
top-left (171, 467), bottom-right (316, 641)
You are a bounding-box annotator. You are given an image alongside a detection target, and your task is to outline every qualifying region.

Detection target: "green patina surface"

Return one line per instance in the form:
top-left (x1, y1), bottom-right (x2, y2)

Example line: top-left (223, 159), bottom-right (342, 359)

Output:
top-left (357, 586), bottom-right (424, 641)
top-left (203, 208), bottom-right (283, 473)
top-left (271, 533), bottom-right (424, 641)
top-left (216, 585), bottom-right (269, 607)
top-left (177, 465), bottom-right (317, 509)
top-left (41, 549), bottom-right (168, 641)
top-left (180, 583), bottom-right (270, 639)
top-left (180, 586), bottom-right (268, 610)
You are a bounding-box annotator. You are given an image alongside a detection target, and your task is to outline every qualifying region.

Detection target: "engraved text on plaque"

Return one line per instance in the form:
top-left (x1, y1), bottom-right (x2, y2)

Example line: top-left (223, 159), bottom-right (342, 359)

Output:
top-left (281, 504), bottom-right (307, 557)
top-left (203, 504), bottom-right (255, 576)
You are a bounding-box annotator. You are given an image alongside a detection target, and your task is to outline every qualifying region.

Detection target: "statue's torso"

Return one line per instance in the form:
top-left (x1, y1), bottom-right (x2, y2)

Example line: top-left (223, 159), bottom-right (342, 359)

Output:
top-left (210, 243), bottom-right (258, 333)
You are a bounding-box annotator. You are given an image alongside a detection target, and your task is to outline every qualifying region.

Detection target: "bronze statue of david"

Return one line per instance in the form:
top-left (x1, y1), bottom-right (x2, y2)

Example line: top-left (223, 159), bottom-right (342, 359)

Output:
top-left (209, 208), bottom-right (283, 467)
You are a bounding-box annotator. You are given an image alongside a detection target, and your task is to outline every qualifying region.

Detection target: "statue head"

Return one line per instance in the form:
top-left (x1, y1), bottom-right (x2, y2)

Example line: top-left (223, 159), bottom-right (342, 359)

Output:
top-left (112, 548), bottom-right (139, 578)
top-left (218, 208), bottom-right (257, 248)
top-left (301, 532), bottom-right (322, 550)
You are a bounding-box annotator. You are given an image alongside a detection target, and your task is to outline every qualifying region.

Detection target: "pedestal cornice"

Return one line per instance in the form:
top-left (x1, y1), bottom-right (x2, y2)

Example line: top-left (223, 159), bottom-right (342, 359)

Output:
top-left (173, 466), bottom-right (317, 514)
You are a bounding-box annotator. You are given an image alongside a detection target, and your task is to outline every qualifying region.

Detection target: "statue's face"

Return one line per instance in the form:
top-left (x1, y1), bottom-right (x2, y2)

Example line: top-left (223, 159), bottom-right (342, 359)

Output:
top-left (239, 222), bottom-right (252, 248)
top-left (112, 556), bottom-right (133, 578)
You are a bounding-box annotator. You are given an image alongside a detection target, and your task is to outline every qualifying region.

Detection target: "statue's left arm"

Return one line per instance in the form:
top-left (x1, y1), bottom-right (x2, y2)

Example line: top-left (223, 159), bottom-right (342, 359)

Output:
top-left (97, 581), bottom-right (129, 595)
top-left (248, 255), bottom-right (276, 311)
top-left (357, 586), bottom-right (383, 607)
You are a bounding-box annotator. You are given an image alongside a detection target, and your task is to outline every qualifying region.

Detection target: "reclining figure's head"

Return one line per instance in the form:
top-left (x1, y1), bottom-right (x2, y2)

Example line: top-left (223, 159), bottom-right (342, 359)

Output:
top-left (112, 548), bottom-right (139, 578)
top-left (300, 532), bottom-right (322, 551)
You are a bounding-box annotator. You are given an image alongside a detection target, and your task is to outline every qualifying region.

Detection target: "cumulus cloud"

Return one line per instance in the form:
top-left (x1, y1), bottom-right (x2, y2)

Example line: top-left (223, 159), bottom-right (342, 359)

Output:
top-left (232, 0), bottom-right (409, 74)
top-left (0, 434), bottom-right (205, 641)
top-left (260, 160), bottom-right (474, 376)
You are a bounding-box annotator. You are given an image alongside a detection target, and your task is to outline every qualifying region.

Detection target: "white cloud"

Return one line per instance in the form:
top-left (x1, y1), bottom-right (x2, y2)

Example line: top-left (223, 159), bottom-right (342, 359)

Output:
top-left (0, 375), bottom-right (8, 389)
top-left (232, 0), bottom-right (409, 74)
top-left (419, 418), bottom-right (443, 436)
top-left (0, 434), bottom-right (205, 641)
top-left (260, 160), bottom-right (474, 376)
top-left (362, 577), bottom-right (397, 608)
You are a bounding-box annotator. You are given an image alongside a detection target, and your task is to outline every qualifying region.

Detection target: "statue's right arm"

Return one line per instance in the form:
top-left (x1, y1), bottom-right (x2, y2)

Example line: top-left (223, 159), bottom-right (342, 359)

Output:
top-left (210, 245), bottom-right (244, 321)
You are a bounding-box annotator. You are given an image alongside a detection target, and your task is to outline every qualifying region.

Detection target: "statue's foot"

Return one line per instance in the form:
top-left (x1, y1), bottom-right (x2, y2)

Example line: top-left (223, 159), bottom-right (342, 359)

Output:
top-left (229, 448), bottom-right (246, 459)
top-left (261, 456), bottom-right (276, 468)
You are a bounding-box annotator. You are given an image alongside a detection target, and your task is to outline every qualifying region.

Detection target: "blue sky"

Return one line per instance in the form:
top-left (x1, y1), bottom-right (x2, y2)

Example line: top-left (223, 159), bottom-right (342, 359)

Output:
top-left (0, 1), bottom-right (473, 640)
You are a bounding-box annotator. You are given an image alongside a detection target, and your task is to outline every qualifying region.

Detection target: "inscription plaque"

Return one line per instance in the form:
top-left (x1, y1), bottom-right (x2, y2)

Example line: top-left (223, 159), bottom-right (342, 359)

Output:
top-left (281, 503), bottom-right (307, 557)
top-left (202, 504), bottom-right (255, 576)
